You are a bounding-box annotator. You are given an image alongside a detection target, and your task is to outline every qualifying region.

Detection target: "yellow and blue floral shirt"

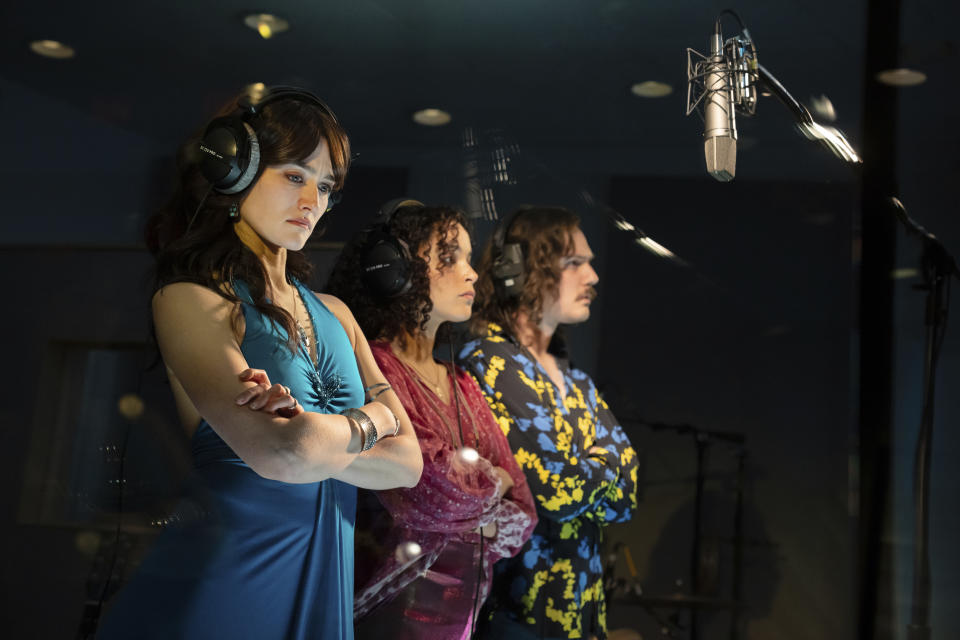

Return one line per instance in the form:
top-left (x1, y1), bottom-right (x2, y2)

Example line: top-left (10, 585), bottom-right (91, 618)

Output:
top-left (459, 323), bottom-right (639, 639)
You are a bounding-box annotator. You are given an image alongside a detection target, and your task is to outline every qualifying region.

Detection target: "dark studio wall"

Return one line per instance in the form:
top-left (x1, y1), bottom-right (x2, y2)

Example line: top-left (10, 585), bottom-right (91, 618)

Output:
top-left (595, 175), bottom-right (857, 639)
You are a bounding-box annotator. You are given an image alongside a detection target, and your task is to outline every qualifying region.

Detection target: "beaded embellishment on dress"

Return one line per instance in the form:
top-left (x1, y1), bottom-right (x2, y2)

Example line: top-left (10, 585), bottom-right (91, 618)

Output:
top-left (307, 369), bottom-right (343, 409)
top-left (293, 280), bottom-right (345, 411)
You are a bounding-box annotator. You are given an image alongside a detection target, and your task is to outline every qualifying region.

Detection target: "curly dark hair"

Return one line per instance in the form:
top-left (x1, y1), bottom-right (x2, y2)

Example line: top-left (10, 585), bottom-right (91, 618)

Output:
top-left (470, 206), bottom-right (580, 338)
top-left (145, 89), bottom-right (350, 354)
top-left (327, 205), bottom-right (470, 347)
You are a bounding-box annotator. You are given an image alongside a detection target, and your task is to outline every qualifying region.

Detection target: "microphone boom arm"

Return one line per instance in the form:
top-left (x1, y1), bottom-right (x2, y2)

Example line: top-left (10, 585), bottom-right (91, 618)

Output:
top-left (756, 64), bottom-right (813, 125)
top-left (756, 63), bottom-right (862, 164)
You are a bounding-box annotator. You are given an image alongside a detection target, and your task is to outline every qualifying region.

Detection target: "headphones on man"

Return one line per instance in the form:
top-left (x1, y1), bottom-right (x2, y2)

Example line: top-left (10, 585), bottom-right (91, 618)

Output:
top-left (358, 198), bottom-right (425, 298)
top-left (197, 86), bottom-right (340, 197)
top-left (490, 211), bottom-right (526, 299)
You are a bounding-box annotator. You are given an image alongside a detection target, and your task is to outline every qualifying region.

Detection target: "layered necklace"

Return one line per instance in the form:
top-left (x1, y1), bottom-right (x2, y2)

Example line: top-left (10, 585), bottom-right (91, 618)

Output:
top-left (289, 281), bottom-right (342, 408)
top-left (397, 343), bottom-right (482, 450)
top-left (404, 357), bottom-right (450, 401)
top-left (291, 285), bottom-right (312, 352)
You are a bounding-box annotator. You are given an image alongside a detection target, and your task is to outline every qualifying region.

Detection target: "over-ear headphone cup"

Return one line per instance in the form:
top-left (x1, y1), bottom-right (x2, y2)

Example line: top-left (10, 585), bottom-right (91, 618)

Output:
top-left (224, 123), bottom-right (260, 194)
top-left (358, 198), bottom-right (423, 298)
top-left (492, 242), bottom-right (525, 299)
top-left (198, 119), bottom-right (260, 194)
top-left (361, 236), bottom-right (411, 298)
top-left (196, 87), bottom-right (339, 197)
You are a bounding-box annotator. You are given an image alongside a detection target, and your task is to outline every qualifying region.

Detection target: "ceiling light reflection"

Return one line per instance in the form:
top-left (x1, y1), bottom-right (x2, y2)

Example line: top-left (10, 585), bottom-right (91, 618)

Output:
top-left (243, 13), bottom-right (289, 39)
top-left (796, 121), bottom-right (861, 164)
top-left (245, 82), bottom-right (267, 103)
top-left (395, 541), bottom-right (422, 563)
top-left (413, 108), bottom-right (452, 126)
top-left (631, 81), bottom-right (673, 98)
top-left (892, 267), bottom-right (920, 280)
top-left (876, 68), bottom-right (927, 87)
top-left (30, 39), bottom-right (75, 59)
top-left (809, 94), bottom-right (837, 122)
top-left (636, 237), bottom-right (676, 259)
top-left (457, 447), bottom-right (479, 464)
top-left (117, 393), bottom-right (145, 420)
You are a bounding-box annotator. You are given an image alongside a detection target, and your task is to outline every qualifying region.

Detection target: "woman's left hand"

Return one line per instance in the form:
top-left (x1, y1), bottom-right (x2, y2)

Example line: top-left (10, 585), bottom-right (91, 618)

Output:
top-left (235, 368), bottom-right (304, 418)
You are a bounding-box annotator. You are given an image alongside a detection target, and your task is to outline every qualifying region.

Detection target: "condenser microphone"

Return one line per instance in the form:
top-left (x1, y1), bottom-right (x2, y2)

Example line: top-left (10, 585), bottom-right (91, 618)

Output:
top-left (703, 31), bottom-right (737, 181)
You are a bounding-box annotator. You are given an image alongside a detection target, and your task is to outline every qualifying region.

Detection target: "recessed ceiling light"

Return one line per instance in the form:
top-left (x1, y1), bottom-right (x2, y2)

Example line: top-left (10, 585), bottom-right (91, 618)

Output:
top-left (630, 81), bottom-right (673, 98)
top-left (412, 108), bottom-right (451, 126)
top-left (876, 68), bottom-right (927, 87)
top-left (243, 13), bottom-right (289, 39)
top-left (244, 82), bottom-right (267, 102)
top-left (29, 39), bottom-right (75, 59)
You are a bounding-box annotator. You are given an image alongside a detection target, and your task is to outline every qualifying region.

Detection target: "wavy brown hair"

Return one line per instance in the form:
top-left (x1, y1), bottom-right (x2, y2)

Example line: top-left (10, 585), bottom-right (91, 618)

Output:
top-left (470, 206), bottom-right (580, 338)
top-left (327, 205), bottom-right (469, 349)
top-left (146, 89), bottom-right (350, 353)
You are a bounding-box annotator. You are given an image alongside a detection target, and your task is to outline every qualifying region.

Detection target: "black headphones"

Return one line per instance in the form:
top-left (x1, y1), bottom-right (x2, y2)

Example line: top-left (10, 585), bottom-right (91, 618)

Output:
top-left (197, 86), bottom-right (340, 196)
top-left (490, 211), bottom-right (526, 299)
top-left (359, 197), bottom-right (425, 298)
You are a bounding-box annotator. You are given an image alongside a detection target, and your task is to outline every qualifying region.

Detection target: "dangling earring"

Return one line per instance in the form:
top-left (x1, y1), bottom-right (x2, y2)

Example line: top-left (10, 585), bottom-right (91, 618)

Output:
top-left (228, 203), bottom-right (239, 220)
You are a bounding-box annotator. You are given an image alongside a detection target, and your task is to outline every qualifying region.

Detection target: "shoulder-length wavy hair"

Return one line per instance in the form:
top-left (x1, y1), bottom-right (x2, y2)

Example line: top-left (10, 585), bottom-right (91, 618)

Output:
top-left (327, 205), bottom-right (469, 348)
top-left (470, 206), bottom-right (580, 338)
top-left (145, 90), bottom-right (350, 353)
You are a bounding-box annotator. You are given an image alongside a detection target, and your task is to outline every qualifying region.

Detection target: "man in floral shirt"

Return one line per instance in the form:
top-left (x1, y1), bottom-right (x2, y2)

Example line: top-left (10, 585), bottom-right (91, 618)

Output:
top-left (461, 206), bottom-right (639, 640)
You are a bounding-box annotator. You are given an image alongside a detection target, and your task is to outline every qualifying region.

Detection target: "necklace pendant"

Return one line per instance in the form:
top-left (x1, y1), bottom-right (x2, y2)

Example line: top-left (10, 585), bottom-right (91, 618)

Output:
top-left (297, 324), bottom-right (310, 349)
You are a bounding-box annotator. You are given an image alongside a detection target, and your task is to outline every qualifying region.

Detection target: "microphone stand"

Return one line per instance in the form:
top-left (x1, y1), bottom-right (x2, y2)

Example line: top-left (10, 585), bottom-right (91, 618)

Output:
top-left (631, 420), bottom-right (747, 640)
top-left (891, 199), bottom-right (959, 640)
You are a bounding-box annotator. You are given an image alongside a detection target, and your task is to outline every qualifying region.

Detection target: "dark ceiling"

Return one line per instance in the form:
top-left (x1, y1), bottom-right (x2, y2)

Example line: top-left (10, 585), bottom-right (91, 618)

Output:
top-left (1, 0), bottom-right (893, 154)
top-left (0, 0), bottom-right (956, 216)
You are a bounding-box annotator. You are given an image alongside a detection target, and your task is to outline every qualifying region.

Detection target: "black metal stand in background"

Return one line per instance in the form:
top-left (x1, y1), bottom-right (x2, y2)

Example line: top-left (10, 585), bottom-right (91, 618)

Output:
top-left (890, 199), bottom-right (959, 640)
top-left (630, 421), bottom-right (747, 640)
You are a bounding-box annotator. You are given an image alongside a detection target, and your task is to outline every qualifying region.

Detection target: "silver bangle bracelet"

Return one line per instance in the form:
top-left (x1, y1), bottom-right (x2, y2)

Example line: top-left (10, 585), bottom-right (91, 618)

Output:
top-left (342, 408), bottom-right (378, 452)
top-left (389, 409), bottom-right (400, 437)
top-left (368, 401), bottom-right (399, 437)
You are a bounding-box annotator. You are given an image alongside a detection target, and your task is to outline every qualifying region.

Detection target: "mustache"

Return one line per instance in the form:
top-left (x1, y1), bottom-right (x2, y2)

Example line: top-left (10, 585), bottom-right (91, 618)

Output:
top-left (581, 287), bottom-right (597, 301)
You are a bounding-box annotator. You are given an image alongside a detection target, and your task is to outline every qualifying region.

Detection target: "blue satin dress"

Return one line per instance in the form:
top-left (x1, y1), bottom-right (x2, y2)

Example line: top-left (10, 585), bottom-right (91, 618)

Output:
top-left (100, 279), bottom-right (363, 639)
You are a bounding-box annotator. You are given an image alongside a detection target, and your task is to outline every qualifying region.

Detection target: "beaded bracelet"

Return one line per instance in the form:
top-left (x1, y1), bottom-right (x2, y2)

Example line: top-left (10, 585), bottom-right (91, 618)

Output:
top-left (369, 385), bottom-right (393, 401)
top-left (364, 382), bottom-right (390, 400)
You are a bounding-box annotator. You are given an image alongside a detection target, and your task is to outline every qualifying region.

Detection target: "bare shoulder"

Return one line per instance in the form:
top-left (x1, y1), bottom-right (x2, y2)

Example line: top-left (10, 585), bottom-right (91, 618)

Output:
top-left (153, 281), bottom-right (233, 313)
top-left (310, 292), bottom-right (358, 346)
top-left (152, 281), bottom-right (242, 339)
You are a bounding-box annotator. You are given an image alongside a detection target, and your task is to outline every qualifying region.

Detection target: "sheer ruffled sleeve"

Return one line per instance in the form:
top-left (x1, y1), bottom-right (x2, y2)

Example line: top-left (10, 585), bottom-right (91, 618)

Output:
top-left (456, 369), bottom-right (537, 561)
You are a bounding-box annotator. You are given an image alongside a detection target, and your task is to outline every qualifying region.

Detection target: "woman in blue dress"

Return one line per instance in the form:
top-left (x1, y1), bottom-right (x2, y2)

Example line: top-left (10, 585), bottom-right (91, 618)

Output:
top-left (98, 87), bottom-right (423, 640)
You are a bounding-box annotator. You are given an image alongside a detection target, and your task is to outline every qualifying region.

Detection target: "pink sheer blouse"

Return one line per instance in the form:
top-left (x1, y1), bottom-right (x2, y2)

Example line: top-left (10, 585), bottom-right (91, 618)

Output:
top-left (354, 342), bottom-right (537, 639)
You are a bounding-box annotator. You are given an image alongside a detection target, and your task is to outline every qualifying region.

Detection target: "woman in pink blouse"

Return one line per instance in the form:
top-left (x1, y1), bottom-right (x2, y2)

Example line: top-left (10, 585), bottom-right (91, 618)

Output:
top-left (327, 200), bottom-right (537, 640)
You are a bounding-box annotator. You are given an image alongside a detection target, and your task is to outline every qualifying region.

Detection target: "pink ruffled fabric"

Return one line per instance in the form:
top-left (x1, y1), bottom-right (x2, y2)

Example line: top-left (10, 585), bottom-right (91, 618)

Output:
top-left (354, 342), bottom-right (537, 639)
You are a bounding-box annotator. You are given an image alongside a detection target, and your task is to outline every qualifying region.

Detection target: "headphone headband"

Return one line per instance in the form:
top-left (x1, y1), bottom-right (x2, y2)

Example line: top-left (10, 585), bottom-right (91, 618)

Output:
top-left (237, 86), bottom-right (340, 125)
